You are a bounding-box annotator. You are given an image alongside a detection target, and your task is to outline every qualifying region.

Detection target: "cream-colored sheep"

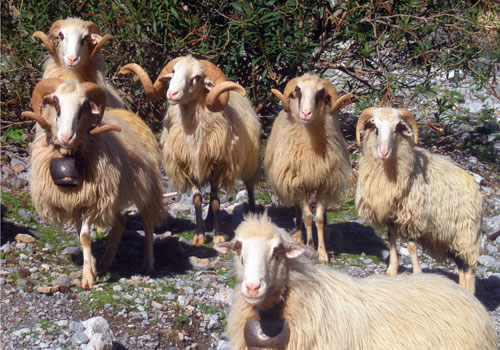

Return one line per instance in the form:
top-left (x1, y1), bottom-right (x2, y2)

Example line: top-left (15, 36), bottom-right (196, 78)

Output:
top-left (33, 17), bottom-right (125, 109)
top-left (119, 55), bottom-right (261, 246)
top-left (23, 79), bottom-right (163, 289)
top-left (355, 107), bottom-right (483, 294)
top-left (264, 74), bottom-right (352, 263)
top-left (221, 213), bottom-right (496, 350)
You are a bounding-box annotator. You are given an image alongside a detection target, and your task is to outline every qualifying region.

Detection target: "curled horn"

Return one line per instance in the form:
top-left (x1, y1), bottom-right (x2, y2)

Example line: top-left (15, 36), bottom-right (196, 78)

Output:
top-left (89, 124), bottom-right (121, 136)
top-left (90, 34), bottom-right (115, 60)
top-left (330, 93), bottom-right (354, 116)
top-left (321, 79), bottom-right (339, 114)
top-left (81, 82), bottom-right (106, 125)
top-left (119, 57), bottom-right (183, 101)
top-left (22, 78), bottom-right (65, 131)
top-left (206, 81), bottom-right (246, 112)
top-left (356, 107), bottom-right (378, 147)
top-left (32, 19), bottom-right (64, 56)
top-left (84, 21), bottom-right (99, 34)
top-left (200, 60), bottom-right (234, 112)
top-left (396, 108), bottom-right (419, 146)
top-left (272, 77), bottom-right (300, 113)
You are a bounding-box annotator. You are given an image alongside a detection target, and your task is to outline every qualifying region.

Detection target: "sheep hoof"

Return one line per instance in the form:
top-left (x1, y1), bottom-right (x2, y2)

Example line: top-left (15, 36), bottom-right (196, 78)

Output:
top-left (318, 250), bottom-right (329, 264)
top-left (193, 233), bottom-right (206, 246)
top-left (81, 268), bottom-right (96, 290)
top-left (213, 234), bottom-right (226, 244)
top-left (293, 231), bottom-right (304, 244)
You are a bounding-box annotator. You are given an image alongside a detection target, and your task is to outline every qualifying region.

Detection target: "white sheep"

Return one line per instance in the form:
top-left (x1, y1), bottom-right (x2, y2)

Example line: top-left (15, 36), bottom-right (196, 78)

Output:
top-left (221, 213), bottom-right (496, 350)
top-left (32, 17), bottom-right (125, 109)
top-left (355, 107), bottom-right (483, 294)
top-left (264, 74), bottom-right (353, 263)
top-left (22, 79), bottom-right (163, 289)
top-left (119, 55), bottom-right (261, 246)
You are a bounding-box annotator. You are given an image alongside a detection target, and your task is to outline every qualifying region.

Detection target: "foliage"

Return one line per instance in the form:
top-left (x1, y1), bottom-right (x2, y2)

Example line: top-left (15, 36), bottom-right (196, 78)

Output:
top-left (1, 0), bottom-right (498, 158)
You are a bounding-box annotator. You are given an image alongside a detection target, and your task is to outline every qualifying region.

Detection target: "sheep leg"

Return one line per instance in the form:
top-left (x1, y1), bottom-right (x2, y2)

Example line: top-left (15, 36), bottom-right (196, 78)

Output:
top-left (464, 265), bottom-right (476, 294)
top-left (79, 217), bottom-right (97, 290)
top-left (386, 229), bottom-right (399, 276)
top-left (245, 181), bottom-right (256, 213)
top-left (302, 200), bottom-right (314, 249)
top-left (316, 202), bottom-right (329, 264)
top-left (141, 219), bottom-right (155, 275)
top-left (408, 241), bottom-right (422, 273)
top-left (100, 215), bottom-right (126, 273)
top-left (192, 187), bottom-right (206, 246)
top-left (293, 205), bottom-right (304, 244)
top-left (210, 186), bottom-right (226, 244)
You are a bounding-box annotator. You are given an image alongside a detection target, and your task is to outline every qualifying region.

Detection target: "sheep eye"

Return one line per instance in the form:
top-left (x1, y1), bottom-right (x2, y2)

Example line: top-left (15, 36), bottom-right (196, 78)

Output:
top-left (240, 256), bottom-right (244, 265)
top-left (272, 244), bottom-right (284, 259)
top-left (59, 32), bottom-right (64, 40)
top-left (233, 240), bottom-right (242, 256)
top-left (191, 76), bottom-right (201, 86)
top-left (294, 86), bottom-right (302, 100)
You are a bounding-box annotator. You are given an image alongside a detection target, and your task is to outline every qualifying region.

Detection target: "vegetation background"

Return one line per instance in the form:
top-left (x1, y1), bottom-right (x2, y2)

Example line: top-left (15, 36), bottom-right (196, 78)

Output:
top-left (1, 0), bottom-right (499, 161)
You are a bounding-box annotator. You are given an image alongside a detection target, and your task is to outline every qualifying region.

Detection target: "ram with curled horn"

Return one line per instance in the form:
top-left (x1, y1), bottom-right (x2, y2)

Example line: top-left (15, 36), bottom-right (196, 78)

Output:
top-left (32, 17), bottom-right (125, 109)
top-left (355, 107), bottom-right (482, 294)
top-left (24, 78), bottom-right (164, 290)
top-left (120, 55), bottom-right (261, 246)
top-left (265, 73), bottom-right (353, 264)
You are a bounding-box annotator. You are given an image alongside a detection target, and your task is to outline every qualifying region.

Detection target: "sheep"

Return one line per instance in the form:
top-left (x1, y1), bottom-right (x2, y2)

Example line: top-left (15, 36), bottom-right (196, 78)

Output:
top-left (22, 78), bottom-right (163, 289)
top-left (119, 55), bottom-right (261, 245)
top-left (32, 17), bottom-right (126, 109)
top-left (220, 213), bottom-right (496, 350)
top-left (355, 107), bottom-right (483, 294)
top-left (264, 74), bottom-right (353, 263)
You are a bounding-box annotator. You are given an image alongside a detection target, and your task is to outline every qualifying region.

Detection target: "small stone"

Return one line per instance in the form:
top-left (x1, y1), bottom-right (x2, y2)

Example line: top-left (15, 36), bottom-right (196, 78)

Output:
top-left (189, 256), bottom-right (211, 270)
top-left (16, 242), bottom-right (27, 250)
top-left (151, 300), bottom-right (166, 311)
top-left (235, 190), bottom-right (248, 202)
top-left (37, 286), bottom-right (57, 294)
top-left (12, 327), bottom-right (31, 337)
top-left (71, 330), bottom-right (90, 346)
top-left (485, 244), bottom-right (498, 255)
top-left (62, 246), bottom-right (81, 258)
top-left (82, 316), bottom-right (112, 341)
top-left (17, 209), bottom-right (32, 222)
top-left (15, 233), bottom-right (35, 243)
top-left (56, 320), bottom-right (69, 328)
top-left (216, 340), bottom-right (232, 350)
top-left (84, 333), bottom-right (112, 350)
top-left (0, 243), bottom-right (11, 253)
top-left (478, 255), bottom-right (500, 270)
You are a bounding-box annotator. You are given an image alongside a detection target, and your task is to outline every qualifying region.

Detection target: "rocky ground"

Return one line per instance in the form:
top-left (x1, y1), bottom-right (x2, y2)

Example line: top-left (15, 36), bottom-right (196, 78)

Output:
top-left (1, 121), bottom-right (499, 349)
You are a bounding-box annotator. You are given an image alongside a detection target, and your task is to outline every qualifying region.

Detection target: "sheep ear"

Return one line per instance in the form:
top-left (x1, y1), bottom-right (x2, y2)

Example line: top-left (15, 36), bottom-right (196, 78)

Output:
top-left (284, 243), bottom-right (304, 259)
top-left (204, 78), bottom-right (216, 91)
top-left (158, 73), bottom-right (174, 83)
top-left (214, 241), bottom-right (235, 255)
top-left (89, 33), bottom-right (102, 46)
top-left (396, 121), bottom-right (412, 137)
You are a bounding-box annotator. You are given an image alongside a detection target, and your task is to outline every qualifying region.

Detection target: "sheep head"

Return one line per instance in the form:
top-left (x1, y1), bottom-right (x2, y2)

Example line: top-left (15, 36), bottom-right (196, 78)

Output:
top-left (32, 17), bottom-right (114, 69)
top-left (217, 213), bottom-right (305, 308)
top-left (272, 74), bottom-right (353, 122)
top-left (119, 55), bottom-right (246, 111)
top-left (356, 107), bottom-right (419, 160)
top-left (22, 79), bottom-right (120, 154)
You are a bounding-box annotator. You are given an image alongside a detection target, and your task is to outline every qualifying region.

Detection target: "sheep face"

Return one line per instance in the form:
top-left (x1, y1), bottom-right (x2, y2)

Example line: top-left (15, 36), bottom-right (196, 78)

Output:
top-left (41, 82), bottom-right (100, 150)
top-left (53, 21), bottom-right (99, 70)
top-left (163, 59), bottom-right (213, 105)
top-left (363, 108), bottom-right (414, 160)
top-left (288, 79), bottom-right (329, 125)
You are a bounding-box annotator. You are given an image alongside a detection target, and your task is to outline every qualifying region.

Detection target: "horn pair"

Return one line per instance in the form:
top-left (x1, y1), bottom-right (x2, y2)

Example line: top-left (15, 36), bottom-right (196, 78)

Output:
top-left (355, 107), bottom-right (419, 146)
top-left (22, 79), bottom-right (120, 136)
top-left (32, 20), bottom-right (114, 60)
top-left (119, 57), bottom-right (246, 112)
top-left (271, 77), bottom-right (353, 115)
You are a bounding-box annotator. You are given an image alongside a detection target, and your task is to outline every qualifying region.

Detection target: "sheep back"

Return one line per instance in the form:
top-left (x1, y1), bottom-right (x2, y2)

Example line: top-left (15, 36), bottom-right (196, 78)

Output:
top-left (264, 110), bottom-right (350, 204)
top-left (30, 108), bottom-right (162, 227)
top-left (356, 136), bottom-right (483, 265)
top-left (160, 91), bottom-right (260, 192)
top-left (229, 262), bottom-right (496, 350)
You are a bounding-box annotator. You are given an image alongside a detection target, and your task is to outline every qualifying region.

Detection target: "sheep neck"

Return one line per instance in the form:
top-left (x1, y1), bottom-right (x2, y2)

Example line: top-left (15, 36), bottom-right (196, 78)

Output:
top-left (178, 96), bottom-right (207, 134)
top-left (298, 114), bottom-right (329, 154)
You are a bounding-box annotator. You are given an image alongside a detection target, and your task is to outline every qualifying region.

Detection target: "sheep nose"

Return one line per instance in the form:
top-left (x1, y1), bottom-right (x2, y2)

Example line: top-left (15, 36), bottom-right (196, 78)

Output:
top-left (168, 90), bottom-right (179, 99)
top-left (380, 149), bottom-right (389, 159)
top-left (301, 110), bottom-right (312, 119)
top-left (67, 56), bottom-right (78, 64)
top-left (61, 133), bottom-right (74, 144)
top-left (245, 282), bottom-right (261, 293)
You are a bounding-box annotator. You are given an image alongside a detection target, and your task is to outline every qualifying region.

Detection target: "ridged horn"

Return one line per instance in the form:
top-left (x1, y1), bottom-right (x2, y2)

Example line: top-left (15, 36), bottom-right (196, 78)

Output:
top-left (356, 107), bottom-right (378, 147)
top-left (281, 77), bottom-right (300, 113)
top-left (330, 93), bottom-right (354, 116)
top-left (21, 111), bottom-right (51, 132)
top-left (206, 81), bottom-right (246, 112)
top-left (396, 108), bottom-right (419, 146)
top-left (32, 31), bottom-right (56, 56)
top-left (81, 82), bottom-right (106, 125)
top-left (321, 79), bottom-right (339, 114)
top-left (200, 60), bottom-right (232, 111)
top-left (90, 34), bottom-right (114, 60)
top-left (89, 124), bottom-right (121, 136)
top-left (84, 21), bottom-right (99, 34)
top-left (25, 78), bottom-right (65, 131)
